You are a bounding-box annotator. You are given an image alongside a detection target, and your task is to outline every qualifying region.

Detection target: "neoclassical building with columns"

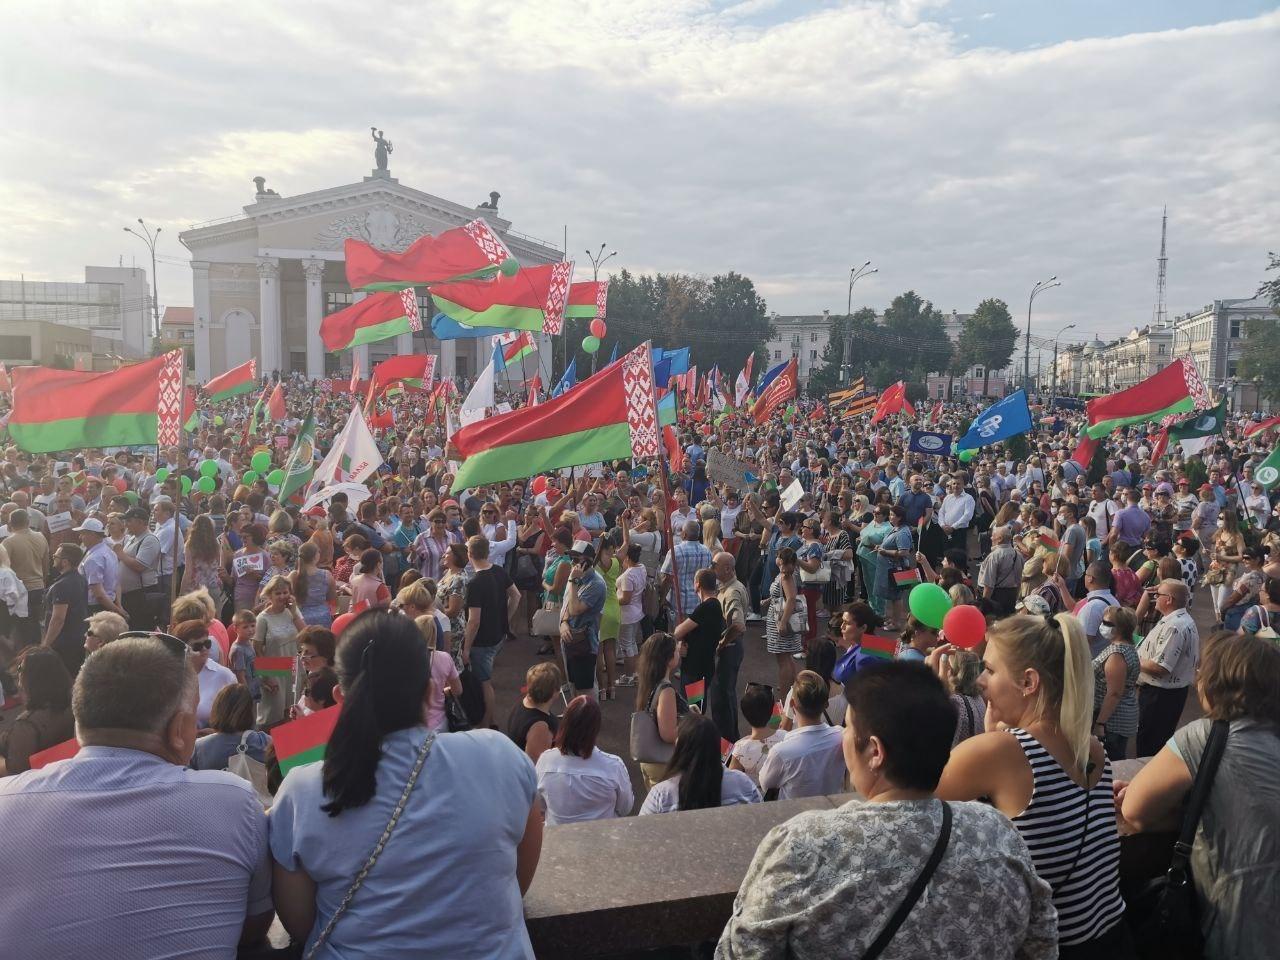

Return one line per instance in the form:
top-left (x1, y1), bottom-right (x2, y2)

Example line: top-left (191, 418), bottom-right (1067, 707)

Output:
top-left (179, 156), bottom-right (562, 385)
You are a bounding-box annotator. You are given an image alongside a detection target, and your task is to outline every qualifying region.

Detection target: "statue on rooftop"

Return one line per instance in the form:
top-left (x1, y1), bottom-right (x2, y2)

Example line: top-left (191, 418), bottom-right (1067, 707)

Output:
top-left (371, 128), bottom-right (393, 172)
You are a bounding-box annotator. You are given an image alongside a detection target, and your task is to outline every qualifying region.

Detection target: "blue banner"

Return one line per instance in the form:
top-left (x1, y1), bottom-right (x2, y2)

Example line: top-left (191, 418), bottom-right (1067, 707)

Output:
top-left (552, 358), bottom-right (577, 398)
top-left (956, 389), bottom-right (1033, 451)
top-left (754, 359), bottom-right (789, 398)
top-left (652, 347), bottom-right (690, 385)
top-left (431, 313), bottom-right (509, 341)
top-left (908, 430), bottom-right (953, 456)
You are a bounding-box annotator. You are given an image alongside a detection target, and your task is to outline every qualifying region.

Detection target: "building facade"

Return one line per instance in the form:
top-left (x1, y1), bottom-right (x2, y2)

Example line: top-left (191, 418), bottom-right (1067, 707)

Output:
top-left (924, 310), bottom-right (1011, 400)
top-left (764, 312), bottom-right (833, 387)
top-left (0, 266), bottom-right (151, 359)
top-left (179, 156), bottom-right (563, 384)
top-left (0, 320), bottom-right (94, 369)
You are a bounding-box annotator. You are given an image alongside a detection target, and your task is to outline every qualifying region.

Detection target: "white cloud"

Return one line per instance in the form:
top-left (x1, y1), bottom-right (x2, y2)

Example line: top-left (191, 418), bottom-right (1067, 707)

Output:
top-left (0, 0), bottom-right (1276, 348)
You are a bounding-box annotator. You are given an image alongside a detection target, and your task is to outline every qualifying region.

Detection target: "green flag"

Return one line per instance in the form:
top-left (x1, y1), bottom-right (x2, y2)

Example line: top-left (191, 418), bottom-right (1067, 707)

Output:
top-left (1255, 445), bottom-right (1280, 491)
top-left (1168, 396), bottom-right (1226, 443)
top-left (278, 413), bottom-right (316, 502)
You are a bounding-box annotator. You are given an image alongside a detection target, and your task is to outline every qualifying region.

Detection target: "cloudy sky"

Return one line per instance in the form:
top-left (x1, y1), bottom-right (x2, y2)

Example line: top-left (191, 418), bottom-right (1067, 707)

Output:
top-left (2, 0), bottom-right (1277, 348)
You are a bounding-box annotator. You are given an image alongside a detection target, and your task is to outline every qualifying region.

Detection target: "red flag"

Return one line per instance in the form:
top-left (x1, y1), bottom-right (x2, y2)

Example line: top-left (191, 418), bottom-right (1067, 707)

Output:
top-left (267, 382), bottom-right (286, 420)
top-left (1070, 434), bottom-right (1099, 469)
top-left (369, 409), bottom-right (395, 430)
top-left (1147, 428), bottom-right (1169, 464)
top-left (808, 403), bottom-right (826, 422)
top-left (871, 381), bottom-right (915, 424)
top-left (363, 375), bottom-right (379, 415)
top-left (753, 358), bottom-right (798, 424)
top-left (349, 358), bottom-right (361, 395)
top-left (1244, 415), bottom-right (1280, 438)
top-left (930, 400), bottom-right (943, 425)
top-left (664, 424), bottom-right (684, 472)
top-left (527, 375), bottom-right (542, 407)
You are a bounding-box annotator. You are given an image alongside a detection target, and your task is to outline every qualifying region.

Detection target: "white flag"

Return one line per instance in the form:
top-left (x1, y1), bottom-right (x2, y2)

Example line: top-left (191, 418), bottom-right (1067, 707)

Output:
top-left (311, 404), bottom-right (383, 490)
top-left (460, 356), bottom-right (495, 428)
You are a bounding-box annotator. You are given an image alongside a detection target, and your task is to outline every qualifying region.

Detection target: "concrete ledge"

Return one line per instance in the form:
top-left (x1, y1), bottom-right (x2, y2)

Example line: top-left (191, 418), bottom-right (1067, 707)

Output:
top-left (524, 795), bottom-right (852, 958)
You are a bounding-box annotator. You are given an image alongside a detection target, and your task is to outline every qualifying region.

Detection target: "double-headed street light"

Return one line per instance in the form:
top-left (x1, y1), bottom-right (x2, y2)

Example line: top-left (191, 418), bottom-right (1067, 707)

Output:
top-left (847, 261), bottom-right (877, 315)
top-left (1024, 276), bottom-right (1061, 391)
top-left (124, 219), bottom-right (163, 341)
top-left (1049, 322), bottom-right (1076, 408)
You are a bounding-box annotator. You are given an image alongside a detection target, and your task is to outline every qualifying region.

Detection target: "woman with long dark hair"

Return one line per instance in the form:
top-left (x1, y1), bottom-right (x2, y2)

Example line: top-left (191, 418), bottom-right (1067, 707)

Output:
top-left (639, 713), bottom-right (760, 814)
top-left (634, 631), bottom-right (688, 791)
top-left (270, 611), bottom-right (542, 958)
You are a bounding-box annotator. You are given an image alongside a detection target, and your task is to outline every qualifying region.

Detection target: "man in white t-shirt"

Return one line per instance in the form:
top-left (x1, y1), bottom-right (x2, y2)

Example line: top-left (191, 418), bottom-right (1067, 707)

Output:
top-left (1086, 483), bottom-right (1119, 541)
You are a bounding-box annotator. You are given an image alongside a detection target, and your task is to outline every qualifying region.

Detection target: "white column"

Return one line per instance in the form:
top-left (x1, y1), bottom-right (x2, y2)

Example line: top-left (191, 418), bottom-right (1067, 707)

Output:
top-left (440, 338), bottom-right (456, 379)
top-left (301, 258), bottom-right (325, 380)
top-left (257, 256), bottom-right (281, 375)
top-left (192, 261), bottom-right (212, 381)
top-left (351, 290), bottom-right (370, 376)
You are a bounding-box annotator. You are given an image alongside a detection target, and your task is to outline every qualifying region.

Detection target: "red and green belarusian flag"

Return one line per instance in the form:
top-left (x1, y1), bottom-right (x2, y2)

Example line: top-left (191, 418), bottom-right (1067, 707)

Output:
top-left (1085, 357), bottom-right (1211, 438)
top-left (768, 701), bottom-right (784, 729)
top-left (566, 280), bottom-right (608, 320)
top-left (8, 350), bottom-right (184, 453)
top-left (496, 330), bottom-right (535, 368)
top-left (860, 634), bottom-right (898, 661)
top-left (431, 262), bottom-right (573, 335)
top-left (255, 656), bottom-right (295, 681)
top-left (204, 359), bottom-right (257, 402)
top-left (373, 354), bottom-right (436, 391)
top-left (183, 387), bottom-right (199, 433)
top-left (273, 704), bottom-right (340, 775)
top-left (321, 289), bottom-right (422, 352)
top-left (684, 678), bottom-right (706, 707)
top-left (345, 218), bottom-right (518, 291)
top-left (450, 344), bottom-right (675, 492)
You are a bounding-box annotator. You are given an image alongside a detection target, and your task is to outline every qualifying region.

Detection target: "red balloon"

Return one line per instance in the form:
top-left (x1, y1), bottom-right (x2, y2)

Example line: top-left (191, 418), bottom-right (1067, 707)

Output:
top-left (531, 475), bottom-right (548, 495)
top-left (589, 318), bottom-right (607, 339)
top-left (332, 612), bottom-right (358, 637)
top-left (941, 603), bottom-right (986, 650)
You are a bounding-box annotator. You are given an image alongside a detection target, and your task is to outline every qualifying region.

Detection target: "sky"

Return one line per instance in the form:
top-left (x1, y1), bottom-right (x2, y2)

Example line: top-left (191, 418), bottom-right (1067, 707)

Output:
top-left (1, 0), bottom-right (1277, 349)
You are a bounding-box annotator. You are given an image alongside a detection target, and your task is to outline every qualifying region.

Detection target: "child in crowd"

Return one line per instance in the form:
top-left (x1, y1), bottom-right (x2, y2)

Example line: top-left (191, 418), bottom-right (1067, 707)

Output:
top-left (228, 610), bottom-right (260, 708)
top-left (728, 683), bottom-right (786, 788)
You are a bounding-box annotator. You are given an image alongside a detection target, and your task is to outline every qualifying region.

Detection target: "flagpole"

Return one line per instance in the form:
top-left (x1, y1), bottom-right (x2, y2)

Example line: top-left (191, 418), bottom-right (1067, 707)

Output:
top-left (649, 343), bottom-right (683, 622)
top-left (169, 348), bottom-right (186, 618)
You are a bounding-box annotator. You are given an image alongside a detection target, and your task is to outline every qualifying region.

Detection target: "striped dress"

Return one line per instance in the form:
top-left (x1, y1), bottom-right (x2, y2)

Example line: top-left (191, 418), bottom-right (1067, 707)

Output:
top-left (1008, 727), bottom-right (1126, 946)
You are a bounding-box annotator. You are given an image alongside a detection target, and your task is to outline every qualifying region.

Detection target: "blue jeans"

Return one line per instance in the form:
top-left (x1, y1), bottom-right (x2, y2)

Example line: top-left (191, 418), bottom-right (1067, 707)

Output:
top-left (468, 640), bottom-right (503, 682)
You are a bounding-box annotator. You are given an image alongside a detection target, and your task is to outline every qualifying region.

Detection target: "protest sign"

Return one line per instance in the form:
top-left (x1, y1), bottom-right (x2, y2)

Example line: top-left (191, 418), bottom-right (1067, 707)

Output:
top-left (780, 478), bottom-right (804, 511)
top-left (705, 448), bottom-right (754, 487)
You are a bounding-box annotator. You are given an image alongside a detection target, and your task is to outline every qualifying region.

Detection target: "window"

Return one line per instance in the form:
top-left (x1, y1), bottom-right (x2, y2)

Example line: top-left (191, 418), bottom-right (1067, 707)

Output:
top-left (809, 349), bottom-right (817, 360)
top-left (1227, 360), bottom-right (1238, 378)
top-left (1230, 318), bottom-right (1241, 339)
top-left (1158, 344), bottom-right (1166, 355)
top-left (974, 366), bottom-right (984, 379)
top-left (810, 332), bottom-right (817, 342)
top-left (773, 350), bottom-right (781, 360)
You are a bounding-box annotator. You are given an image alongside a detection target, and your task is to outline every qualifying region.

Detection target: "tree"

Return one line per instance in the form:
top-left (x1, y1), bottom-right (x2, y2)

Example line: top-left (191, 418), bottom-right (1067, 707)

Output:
top-left (955, 298), bottom-right (1019, 397)
top-left (881, 291), bottom-right (952, 377)
top-left (1241, 253), bottom-right (1280, 402)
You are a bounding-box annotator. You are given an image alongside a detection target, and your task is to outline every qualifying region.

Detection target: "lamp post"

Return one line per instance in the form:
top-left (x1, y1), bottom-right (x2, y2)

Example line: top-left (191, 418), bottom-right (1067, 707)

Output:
top-left (845, 261), bottom-right (877, 375)
top-left (1050, 322), bottom-right (1075, 408)
top-left (1023, 276), bottom-right (1060, 392)
top-left (123, 219), bottom-right (162, 343)
top-left (585, 243), bottom-right (617, 282)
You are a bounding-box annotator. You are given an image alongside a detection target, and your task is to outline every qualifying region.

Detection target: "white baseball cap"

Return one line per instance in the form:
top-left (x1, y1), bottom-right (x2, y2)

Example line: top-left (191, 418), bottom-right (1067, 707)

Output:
top-left (72, 518), bottom-right (106, 535)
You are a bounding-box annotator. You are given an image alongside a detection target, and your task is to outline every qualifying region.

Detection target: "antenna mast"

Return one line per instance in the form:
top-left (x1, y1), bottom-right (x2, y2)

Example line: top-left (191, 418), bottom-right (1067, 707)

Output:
top-left (1153, 206), bottom-right (1168, 328)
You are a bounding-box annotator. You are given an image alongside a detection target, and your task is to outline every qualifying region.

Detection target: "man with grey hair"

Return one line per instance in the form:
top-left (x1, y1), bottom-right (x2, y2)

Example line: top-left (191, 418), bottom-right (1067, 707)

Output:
top-left (0, 635), bottom-right (273, 956)
top-left (977, 525), bottom-right (1021, 616)
top-left (659, 520), bottom-right (714, 619)
top-left (1136, 578), bottom-right (1199, 756)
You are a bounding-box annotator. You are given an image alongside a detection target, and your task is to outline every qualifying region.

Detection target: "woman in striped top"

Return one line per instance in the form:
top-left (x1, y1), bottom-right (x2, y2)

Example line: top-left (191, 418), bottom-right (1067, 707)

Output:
top-left (938, 612), bottom-right (1129, 957)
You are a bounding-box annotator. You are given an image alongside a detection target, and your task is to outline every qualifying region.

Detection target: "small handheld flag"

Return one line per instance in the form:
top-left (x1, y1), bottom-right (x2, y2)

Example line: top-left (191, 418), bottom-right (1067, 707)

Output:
top-left (859, 634), bottom-right (898, 660)
top-left (684, 678), bottom-right (706, 706)
top-left (272, 705), bottom-right (341, 776)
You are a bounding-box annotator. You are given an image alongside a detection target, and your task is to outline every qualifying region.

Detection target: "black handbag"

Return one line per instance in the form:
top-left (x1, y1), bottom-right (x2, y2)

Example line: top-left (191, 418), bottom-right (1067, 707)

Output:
top-left (445, 693), bottom-right (471, 732)
top-left (457, 666), bottom-right (486, 726)
top-left (1128, 720), bottom-right (1228, 960)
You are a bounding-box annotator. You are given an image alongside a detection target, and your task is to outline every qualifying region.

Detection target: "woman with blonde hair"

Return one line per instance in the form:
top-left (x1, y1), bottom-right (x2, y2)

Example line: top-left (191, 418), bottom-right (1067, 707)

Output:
top-left (267, 508), bottom-right (299, 547)
top-left (938, 612), bottom-right (1127, 956)
top-left (171, 587), bottom-right (231, 663)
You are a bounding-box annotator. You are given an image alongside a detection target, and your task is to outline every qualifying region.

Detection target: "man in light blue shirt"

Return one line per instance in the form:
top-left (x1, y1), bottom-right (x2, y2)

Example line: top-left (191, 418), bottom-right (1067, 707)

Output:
top-left (0, 636), bottom-right (273, 957)
top-left (75, 517), bottom-right (124, 617)
top-left (660, 521), bottom-right (714, 618)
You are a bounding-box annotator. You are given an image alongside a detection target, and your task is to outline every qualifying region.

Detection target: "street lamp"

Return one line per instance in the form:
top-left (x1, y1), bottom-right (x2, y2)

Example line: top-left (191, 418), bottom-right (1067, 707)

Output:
top-left (846, 261), bottom-right (877, 315)
top-left (585, 243), bottom-right (617, 282)
top-left (123, 219), bottom-right (162, 342)
top-left (1023, 276), bottom-right (1061, 392)
top-left (1049, 322), bottom-right (1075, 408)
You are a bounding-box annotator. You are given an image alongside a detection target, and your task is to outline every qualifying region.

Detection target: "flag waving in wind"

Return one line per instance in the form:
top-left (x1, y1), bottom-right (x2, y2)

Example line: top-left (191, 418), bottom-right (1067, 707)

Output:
top-left (311, 406), bottom-right (383, 490)
top-left (754, 358), bottom-right (797, 424)
top-left (956, 389), bottom-right (1033, 451)
top-left (735, 354), bottom-right (754, 407)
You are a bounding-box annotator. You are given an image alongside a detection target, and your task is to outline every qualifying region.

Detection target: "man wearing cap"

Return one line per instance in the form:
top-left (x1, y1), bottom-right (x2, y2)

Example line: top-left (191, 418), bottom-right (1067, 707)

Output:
top-left (77, 518), bottom-right (125, 620)
top-left (115, 507), bottom-right (162, 631)
top-left (1149, 486), bottom-right (1176, 544)
top-left (1244, 480), bottom-right (1270, 528)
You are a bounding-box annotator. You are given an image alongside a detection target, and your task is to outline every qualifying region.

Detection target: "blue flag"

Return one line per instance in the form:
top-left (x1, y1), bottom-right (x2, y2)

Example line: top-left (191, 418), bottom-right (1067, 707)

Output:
top-left (652, 347), bottom-right (690, 385)
top-left (754, 359), bottom-right (789, 398)
top-left (431, 313), bottom-right (512, 341)
top-left (956, 389), bottom-right (1033, 451)
top-left (552, 358), bottom-right (577, 398)
top-left (609, 342), bottom-right (619, 364)
top-left (908, 430), bottom-right (953, 456)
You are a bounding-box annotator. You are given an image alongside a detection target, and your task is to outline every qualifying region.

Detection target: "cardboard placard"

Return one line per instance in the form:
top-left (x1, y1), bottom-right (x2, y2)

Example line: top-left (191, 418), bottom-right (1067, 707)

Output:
top-left (45, 512), bottom-right (74, 534)
top-left (705, 449), bottom-right (754, 488)
top-left (233, 552), bottom-right (266, 578)
top-left (780, 479), bottom-right (805, 511)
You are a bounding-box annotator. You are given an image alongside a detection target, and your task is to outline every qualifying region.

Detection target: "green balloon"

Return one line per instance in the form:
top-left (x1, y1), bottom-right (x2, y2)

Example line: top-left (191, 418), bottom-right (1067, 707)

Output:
top-left (154, 467), bottom-right (169, 482)
top-left (908, 582), bottom-right (953, 630)
top-left (499, 257), bottom-right (520, 277)
top-left (267, 469), bottom-right (285, 487)
top-left (582, 335), bottom-right (601, 354)
top-left (197, 475), bottom-right (216, 494)
top-left (242, 470), bottom-right (259, 485)
top-left (251, 451), bottom-right (272, 473)
top-left (199, 459), bottom-right (219, 477)
top-left (214, 415), bottom-right (224, 426)
top-left (123, 490), bottom-right (139, 504)
top-left (180, 475), bottom-right (192, 495)
top-left (958, 448), bottom-right (977, 463)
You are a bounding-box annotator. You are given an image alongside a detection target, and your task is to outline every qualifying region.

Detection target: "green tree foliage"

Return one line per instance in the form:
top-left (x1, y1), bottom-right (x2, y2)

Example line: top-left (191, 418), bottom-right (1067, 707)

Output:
top-left (880, 291), bottom-right (953, 377)
top-left (955, 298), bottom-right (1018, 396)
top-left (1241, 253), bottom-right (1280, 402)
top-left (570, 269), bottom-right (772, 381)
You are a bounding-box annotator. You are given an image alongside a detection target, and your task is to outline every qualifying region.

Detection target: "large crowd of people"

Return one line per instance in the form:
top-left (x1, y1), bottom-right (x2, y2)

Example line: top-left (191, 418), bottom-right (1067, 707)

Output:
top-left (0, 371), bottom-right (1277, 958)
